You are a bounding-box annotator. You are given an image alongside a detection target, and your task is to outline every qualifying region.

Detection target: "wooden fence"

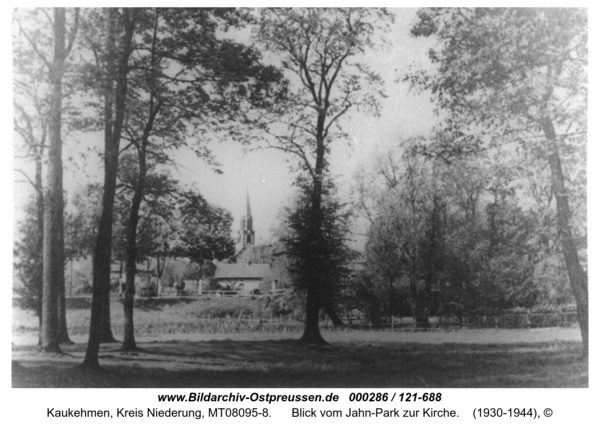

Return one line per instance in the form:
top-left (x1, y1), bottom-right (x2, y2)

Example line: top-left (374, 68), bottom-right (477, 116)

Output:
top-left (331, 311), bottom-right (579, 330)
top-left (158, 311), bottom-right (579, 335)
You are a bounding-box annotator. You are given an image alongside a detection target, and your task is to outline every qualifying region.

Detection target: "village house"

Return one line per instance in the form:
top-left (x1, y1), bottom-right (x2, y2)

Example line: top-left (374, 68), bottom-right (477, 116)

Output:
top-left (212, 262), bottom-right (272, 295)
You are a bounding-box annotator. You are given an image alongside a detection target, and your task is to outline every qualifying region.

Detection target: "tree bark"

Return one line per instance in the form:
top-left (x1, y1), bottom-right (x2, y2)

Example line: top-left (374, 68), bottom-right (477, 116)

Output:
top-left (41, 8), bottom-right (69, 353)
top-left (542, 118), bottom-right (588, 356)
top-left (84, 9), bottom-right (136, 369)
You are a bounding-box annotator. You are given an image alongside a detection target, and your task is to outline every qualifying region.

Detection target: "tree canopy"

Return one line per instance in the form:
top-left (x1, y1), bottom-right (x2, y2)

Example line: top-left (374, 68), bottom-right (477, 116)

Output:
top-left (406, 7), bottom-right (587, 354)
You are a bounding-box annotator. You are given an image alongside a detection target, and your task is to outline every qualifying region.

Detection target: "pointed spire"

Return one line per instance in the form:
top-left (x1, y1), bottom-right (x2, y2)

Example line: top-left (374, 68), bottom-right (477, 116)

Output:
top-left (246, 187), bottom-right (252, 219)
top-left (240, 187), bottom-right (255, 248)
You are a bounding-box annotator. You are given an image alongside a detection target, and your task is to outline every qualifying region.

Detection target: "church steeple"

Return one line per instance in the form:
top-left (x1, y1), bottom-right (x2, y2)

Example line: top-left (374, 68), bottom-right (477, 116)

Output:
top-left (240, 189), bottom-right (255, 248)
top-left (245, 189), bottom-right (252, 222)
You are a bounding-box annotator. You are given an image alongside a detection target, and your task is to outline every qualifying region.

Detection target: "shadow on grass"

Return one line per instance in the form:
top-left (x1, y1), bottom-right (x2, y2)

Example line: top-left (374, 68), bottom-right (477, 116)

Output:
top-left (12, 339), bottom-right (587, 388)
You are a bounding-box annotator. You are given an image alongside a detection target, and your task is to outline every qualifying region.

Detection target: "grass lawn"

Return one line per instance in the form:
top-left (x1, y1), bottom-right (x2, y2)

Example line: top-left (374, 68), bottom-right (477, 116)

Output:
top-left (12, 297), bottom-right (588, 388)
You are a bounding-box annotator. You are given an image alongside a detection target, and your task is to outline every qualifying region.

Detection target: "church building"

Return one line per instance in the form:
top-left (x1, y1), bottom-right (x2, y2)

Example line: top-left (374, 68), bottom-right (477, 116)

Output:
top-left (212, 191), bottom-right (273, 295)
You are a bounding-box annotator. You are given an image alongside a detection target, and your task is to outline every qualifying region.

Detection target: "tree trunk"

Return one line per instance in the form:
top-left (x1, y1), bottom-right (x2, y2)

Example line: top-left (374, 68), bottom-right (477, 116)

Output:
top-left (300, 114), bottom-right (327, 345)
top-left (409, 266), bottom-right (429, 328)
top-left (299, 225), bottom-right (326, 343)
top-left (41, 8), bottom-right (68, 353)
top-left (122, 151), bottom-right (145, 352)
top-left (542, 118), bottom-right (588, 356)
top-left (56, 246), bottom-right (72, 344)
top-left (121, 99), bottom-right (160, 349)
top-left (87, 9), bottom-right (118, 352)
top-left (387, 277), bottom-right (395, 320)
top-left (156, 254), bottom-right (161, 296)
top-left (84, 9), bottom-right (137, 369)
top-left (122, 215), bottom-right (139, 351)
top-left (322, 298), bottom-right (344, 327)
top-left (409, 274), bottom-right (418, 323)
top-left (37, 315), bottom-right (42, 347)
top-left (57, 203), bottom-right (72, 344)
top-left (301, 285), bottom-right (327, 344)
top-left (34, 143), bottom-right (44, 347)
top-left (120, 73), bottom-right (163, 350)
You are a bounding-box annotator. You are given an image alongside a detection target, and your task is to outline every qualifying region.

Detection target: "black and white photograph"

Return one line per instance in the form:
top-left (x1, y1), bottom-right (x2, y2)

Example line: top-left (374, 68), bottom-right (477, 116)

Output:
top-left (10, 6), bottom-right (589, 392)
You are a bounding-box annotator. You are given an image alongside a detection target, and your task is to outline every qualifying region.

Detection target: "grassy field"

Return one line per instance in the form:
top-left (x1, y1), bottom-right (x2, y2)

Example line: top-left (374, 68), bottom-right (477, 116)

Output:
top-left (12, 297), bottom-right (588, 388)
top-left (13, 296), bottom-right (298, 338)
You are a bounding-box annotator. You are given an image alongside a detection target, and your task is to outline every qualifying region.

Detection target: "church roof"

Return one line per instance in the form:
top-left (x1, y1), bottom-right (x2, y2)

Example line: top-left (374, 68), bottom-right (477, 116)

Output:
top-left (234, 244), bottom-right (254, 261)
top-left (213, 263), bottom-right (271, 280)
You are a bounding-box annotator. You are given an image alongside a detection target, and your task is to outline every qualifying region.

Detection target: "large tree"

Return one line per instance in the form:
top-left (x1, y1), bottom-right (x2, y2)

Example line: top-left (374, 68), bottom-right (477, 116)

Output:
top-left (13, 22), bottom-right (48, 342)
top-left (15, 8), bottom-right (80, 352)
top-left (255, 8), bottom-right (393, 344)
top-left (82, 8), bottom-right (138, 368)
top-left (407, 8), bottom-right (588, 355)
top-left (117, 8), bottom-right (285, 351)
